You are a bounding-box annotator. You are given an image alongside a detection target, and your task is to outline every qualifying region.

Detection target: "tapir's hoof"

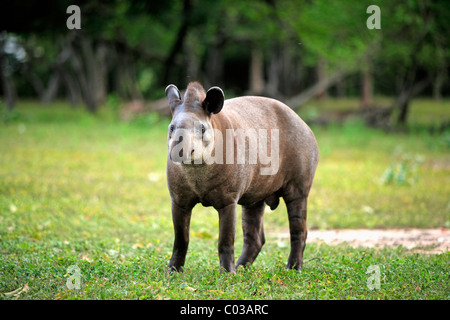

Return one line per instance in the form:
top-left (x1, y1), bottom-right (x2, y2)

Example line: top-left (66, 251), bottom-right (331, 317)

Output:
top-left (286, 263), bottom-right (303, 272)
top-left (220, 265), bottom-right (236, 274)
top-left (235, 261), bottom-right (252, 270)
top-left (168, 265), bottom-right (184, 273)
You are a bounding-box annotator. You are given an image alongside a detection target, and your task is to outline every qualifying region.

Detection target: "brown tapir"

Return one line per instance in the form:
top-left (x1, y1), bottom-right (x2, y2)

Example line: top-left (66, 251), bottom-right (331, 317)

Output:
top-left (165, 81), bottom-right (318, 273)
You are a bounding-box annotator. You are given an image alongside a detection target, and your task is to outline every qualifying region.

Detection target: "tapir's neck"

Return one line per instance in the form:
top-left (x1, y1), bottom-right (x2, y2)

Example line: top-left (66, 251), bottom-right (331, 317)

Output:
top-left (180, 161), bottom-right (230, 207)
top-left (210, 110), bottom-right (233, 132)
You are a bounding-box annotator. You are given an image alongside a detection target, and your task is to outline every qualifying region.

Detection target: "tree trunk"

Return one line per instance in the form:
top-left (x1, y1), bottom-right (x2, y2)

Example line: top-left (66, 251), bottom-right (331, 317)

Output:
top-left (42, 70), bottom-right (60, 104)
top-left (397, 99), bottom-right (409, 125)
top-left (290, 48), bottom-right (303, 97)
top-left (336, 78), bottom-right (346, 98)
top-left (360, 61), bottom-right (373, 108)
top-left (40, 38), bottom-right (73, 104)
top-left (249, 47), bottom-right (265, 95)
top-left (124, 52), bottom-right (142, 101)
top-left (80, 36), bottom-right (98, 109)
top-left (205, 36), bottom-right (224, 87)
top-left (59, 66), bottom-right (81, 106)
top-left (163, 0), bottom-right (192, 84)
top-left (315, 57), bottom-right (328, 99)
top-left (94, 41), bottom-right (108, 106)
top-left (69, 37), bottom-right (97, 113)
top-left (113, 49), bottom-right (142, 101)
top-left (433, 70), bottom-right (445, 103)
top-left (0, 38), bottom-right (16, 110)
top-left (362, 76), bottom-right (431, 128)
top-left (22, 64), bottom-right (45, 101)
top-left (184, 33), bottom-right (201, 81)
top-left (394, 77), bottom-right (431, 125)
top-left (287, 69), bottom-right (348, 110)
top-left (67, 33), bottom-right (112, 112)
top-left (266, 46), bottom-right (281, 97)
top-left (281, 45), bottom-right (294, 97)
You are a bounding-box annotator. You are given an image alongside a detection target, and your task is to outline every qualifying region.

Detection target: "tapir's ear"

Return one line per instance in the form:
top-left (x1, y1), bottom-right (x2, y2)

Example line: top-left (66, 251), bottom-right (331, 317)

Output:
top-left (203, 86), bottom-right (224, 115)
top-left (165, 84), bottom-right (182, 112)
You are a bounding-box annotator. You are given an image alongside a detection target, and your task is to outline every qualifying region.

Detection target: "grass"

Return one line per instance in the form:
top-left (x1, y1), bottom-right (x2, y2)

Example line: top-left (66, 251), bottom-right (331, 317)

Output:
top-left (2, 240), bottom-right (448, 300)
top-left (0, 99), bottom-right (449, 300)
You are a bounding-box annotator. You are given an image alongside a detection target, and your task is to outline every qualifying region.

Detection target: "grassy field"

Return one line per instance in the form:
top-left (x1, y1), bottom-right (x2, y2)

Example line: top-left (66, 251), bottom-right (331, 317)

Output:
top-left (0, 99), bottom-right (449, 300)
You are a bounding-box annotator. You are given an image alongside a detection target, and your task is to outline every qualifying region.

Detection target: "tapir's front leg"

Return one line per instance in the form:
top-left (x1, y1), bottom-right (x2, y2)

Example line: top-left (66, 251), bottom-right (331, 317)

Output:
top-left (168, 201), bottom-right (192, 272)
top-left (236, 201), bottom-right (265, 269)
top-left (218, 203), bottom-right (237, 273)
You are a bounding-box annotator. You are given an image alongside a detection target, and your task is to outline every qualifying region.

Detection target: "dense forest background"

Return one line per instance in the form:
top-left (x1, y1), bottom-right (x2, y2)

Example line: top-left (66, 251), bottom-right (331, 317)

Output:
top-left (1, 0), bottom-right (449, 125)
top-left (1, 1), bottom-right (450, 300)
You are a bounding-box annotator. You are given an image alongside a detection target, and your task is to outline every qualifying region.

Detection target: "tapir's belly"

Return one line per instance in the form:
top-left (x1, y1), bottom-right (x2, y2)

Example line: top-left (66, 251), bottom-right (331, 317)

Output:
top-left (176, 163), bottom-right (285, 209)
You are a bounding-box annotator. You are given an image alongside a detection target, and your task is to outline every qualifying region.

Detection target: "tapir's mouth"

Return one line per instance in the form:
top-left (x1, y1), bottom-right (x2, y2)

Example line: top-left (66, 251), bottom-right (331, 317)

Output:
top-left (169, 139), bottom-right (209, 165)
top-left (183, 161), bottom-right (204, 166)
top-left (183, 155), bottom-right (206, 165)
top-left (169, 151), bottom-right (205, 165)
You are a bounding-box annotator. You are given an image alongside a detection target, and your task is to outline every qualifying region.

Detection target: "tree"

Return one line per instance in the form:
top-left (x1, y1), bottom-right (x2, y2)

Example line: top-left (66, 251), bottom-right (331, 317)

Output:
top-left (0, 33), bottom-right (18, 110)
top-left (375, 0), bottom-right (450, 124)
top-left (163, 0), bottom-right (193, 84)
top-left (279, 0), bottom-right (380, 108)
top-left (1, 0), bottom-right (448, 120)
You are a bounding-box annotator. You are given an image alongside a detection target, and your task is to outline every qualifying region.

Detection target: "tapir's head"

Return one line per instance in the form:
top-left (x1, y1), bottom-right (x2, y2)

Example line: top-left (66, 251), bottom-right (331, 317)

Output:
top-left (165, 82), bottom-right (224, 164)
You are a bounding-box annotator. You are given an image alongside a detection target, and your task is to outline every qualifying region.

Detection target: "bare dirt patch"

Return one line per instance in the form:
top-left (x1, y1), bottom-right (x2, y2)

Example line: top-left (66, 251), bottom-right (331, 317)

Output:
top-left (269, 228), bottom-right (449, 254)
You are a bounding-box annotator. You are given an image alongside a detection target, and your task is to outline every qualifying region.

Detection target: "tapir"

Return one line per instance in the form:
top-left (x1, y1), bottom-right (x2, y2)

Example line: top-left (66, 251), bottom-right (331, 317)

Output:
top-left (165, 81), bottom-right (318, 273)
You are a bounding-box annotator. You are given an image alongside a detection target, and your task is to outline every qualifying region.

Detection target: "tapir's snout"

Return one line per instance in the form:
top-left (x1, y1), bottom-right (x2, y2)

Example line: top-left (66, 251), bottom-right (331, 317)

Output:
top-left (169, 135), bottom-right (190, 163)
top-left (169, 131), bottom-right (199, 164)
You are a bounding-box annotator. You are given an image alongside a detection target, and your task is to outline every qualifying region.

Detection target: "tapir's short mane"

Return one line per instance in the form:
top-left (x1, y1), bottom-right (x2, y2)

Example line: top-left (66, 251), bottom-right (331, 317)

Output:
top-left (184, 81), bottom-right (206, 104)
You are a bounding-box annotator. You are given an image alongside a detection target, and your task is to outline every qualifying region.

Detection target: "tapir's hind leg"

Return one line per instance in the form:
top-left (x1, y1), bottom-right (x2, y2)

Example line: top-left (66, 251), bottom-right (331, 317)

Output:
top-left (236, 200), bottom-right (265, 269)
top-left (285, 196), bottom-right (308, 270)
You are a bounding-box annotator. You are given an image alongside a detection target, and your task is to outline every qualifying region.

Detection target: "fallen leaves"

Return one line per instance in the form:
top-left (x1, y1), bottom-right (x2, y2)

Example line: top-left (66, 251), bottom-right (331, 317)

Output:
top-left (132, 242), bottom-right (144, 249)
top-left (147, 172), bottom-right (160, 182)
top-left (81, 254), bottom-right (93, 262)
top-left (180, 283), bottom-right (198, 292)
top-left (2, 284), bottom-right (30, 299)
top-left (9, 203), bottom-right (18, 213)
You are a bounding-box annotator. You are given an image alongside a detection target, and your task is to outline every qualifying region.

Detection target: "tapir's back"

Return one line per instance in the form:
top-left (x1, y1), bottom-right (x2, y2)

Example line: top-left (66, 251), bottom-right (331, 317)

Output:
top-left (221, 96), bottom-right (318, 163)
top-left (218, 96), bottom-right (319, 200)
top-left (223, 96), bottom-right (315, 141)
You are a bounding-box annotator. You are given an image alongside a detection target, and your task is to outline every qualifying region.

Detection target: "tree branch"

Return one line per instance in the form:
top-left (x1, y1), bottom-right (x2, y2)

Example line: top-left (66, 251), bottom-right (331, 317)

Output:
top-left (163, 0), bottom-right (192, 84)
top-left (286, 69), bottom-right (349, 110)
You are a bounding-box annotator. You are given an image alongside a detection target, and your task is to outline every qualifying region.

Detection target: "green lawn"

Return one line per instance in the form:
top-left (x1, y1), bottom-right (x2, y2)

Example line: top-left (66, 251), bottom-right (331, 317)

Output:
top-left (0, 99), bottom-right (449, 300)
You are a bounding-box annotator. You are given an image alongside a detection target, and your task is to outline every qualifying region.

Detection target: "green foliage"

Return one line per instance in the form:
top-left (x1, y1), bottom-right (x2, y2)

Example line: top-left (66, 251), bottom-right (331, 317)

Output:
top-left (279, 0), bottom-right (378, 69)
top-left (381, 154), bottom-right (424, 186)
top-left (105, 93), bottom-right (121, 112)
top-left (373, 0), bottom-right (450, 86)
top-left (137, 68), bottom-right (156, 97)
top-left (1, 106), bottom-right (21, 123)
top-left (5, 0), bottom-right (450, 106)
top-left (222, 0), bottom-right (283, 46)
